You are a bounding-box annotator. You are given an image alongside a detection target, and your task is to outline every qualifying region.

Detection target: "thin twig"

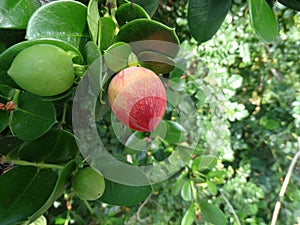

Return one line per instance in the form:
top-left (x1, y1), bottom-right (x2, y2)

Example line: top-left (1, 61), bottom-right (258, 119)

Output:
top-left (271, 137), bottom-right (300, 225)
top-left (220, 190), bottom-right (241, 225)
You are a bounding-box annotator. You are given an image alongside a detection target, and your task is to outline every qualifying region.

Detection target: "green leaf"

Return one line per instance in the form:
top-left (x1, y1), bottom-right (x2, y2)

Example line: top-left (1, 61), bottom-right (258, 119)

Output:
top-left (99, 179), bottom-right (152, 206)
top-left (200, 200), bottom-right (227, 225)
top-left (181, 180), bottom-right (192, 201)
top-left (87, 0), bottom-right (100, 44)
top-left (0, 166), bottom-right (57, 225)
top-left (116, 18), bottom-right (180, 57)
top-left (99, 17), bottom-right (117, 51)
top-left (181, 203), bottom-right (196, 225)
top-left (278, 0), bottom-right (300, 11)
top-left (28, 161), bottom-right (77, 223)
top-left (206, 180), bottom-right (218, 195)
top-left (85, 41), bottom-right (101, 65)
top-left (103, 42), bottom-right (132, 72)
top-left (0, 111), bottom-right (9, 133)
top-left (130, 0), bottom-right (159, 17)
top-left (0, 136), bottom-right (23, 155)
top-left (26, 1), bottom-right (90, 52)
top-left (227, 74), bottom-right (243, 89)
top-left (0, 0), bottom-right (40, 29)
top-left (138, 51), bottom-right (175, 74)
top-left (171, 173), bottom-right (187, 195)
top-left (11, 92), bottom-right (57, 140)
top-left (248, 0), bottom-right (278, 43)
top-left (0, 29), bottom-right (26, 54)
top-left (188, 0), bottom-right (231, 43)
top-left (115, 2), bottom-right (150, 27)
top-left (18, 129), bottom-right (78, 164)
top-left (125, 131), bottom-right (148, 151)
top-left (259, 116), bottom-right (279, 130)
top-left (192, 155), bottom-right (218, 171)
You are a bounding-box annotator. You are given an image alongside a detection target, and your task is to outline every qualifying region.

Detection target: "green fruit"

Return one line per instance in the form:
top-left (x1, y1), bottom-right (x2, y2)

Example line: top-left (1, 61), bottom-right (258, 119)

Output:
top-left (72, 167), bottom-right (105, 201)
top-left (8, 44), bottom-right (75, 96)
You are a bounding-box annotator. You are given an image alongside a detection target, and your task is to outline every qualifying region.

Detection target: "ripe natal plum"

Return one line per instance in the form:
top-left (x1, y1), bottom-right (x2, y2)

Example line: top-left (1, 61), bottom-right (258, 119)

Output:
top-left (108, 66), bottom-right (166, 132)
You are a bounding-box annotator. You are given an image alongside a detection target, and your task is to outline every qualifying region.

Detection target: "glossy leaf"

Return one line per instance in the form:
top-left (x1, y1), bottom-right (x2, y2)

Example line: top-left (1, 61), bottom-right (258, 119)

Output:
top-left (248, 0), bottom-right (278, 43)
top-left (18, 129), bottom-right (78, 164)
top-left (115, 2), bottom-right (150, 27)
top-left (26, 1), bottom-right (90, 51)
top-left (99, 17), bottom-right (117, 51)
top-left (181, 203), bottom-right (196, 225)
top-left (192, 155), bottom-right (218, 171)
top-left (171, 173), bottom-right (187, 195)
top-left (188, 0), bottom-right (231, 43)
top-left (138, 51), bottom-right (175, 74)
top-left (87, 0), bottom-right (100, 44)
top-left (130, 0), bottom-right (159, 17)
top-left (99, 179), bottom-right (152, 206)
top-left (104, 42), bottom-right (132, 72)
top-left (11, 92), bottom-right (57, 140)
top-left (0, 0), bottom-right (40, 29)
top-left (116, 19), bottom-right (180, 57)
top-left (279, 0), bottom-right (300, 11)
top-left (28, 161), bottom-right (77, 223)
top-left (200, 200), bottom-right (227, 225)
top-left (0, 166), bottom-right (57, 225)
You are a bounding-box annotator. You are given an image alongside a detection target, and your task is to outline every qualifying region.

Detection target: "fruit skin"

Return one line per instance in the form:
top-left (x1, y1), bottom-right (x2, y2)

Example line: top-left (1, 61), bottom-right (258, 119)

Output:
top-left (108, 66), bottom-right (166, 132)
top-left (8, 44), bottom-right (74, 96)
top-left (72, 167), bottom-right (105, 201)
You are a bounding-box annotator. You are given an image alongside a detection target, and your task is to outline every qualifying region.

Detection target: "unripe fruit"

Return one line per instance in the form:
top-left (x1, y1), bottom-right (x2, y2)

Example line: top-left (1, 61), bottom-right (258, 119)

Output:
top-left (72, 167), bottom-right (105, 201)
top-left (108, 66), bottom-right (166, 132)
top-left (8, 44), bottom-right (75, 96)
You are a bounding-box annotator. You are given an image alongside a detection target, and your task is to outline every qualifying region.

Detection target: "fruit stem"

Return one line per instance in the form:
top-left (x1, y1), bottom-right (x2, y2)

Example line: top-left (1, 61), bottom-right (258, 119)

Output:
top-left (6, 159), bottom-right (64, 170)
top-left (83, 200), bottom-right (95, 215)
top-left (73, 64), bottom-right (87, 77)
top-left (8, 89), bottom-right (21, 136)
top-left (58, 102), bottom-right (68, 127)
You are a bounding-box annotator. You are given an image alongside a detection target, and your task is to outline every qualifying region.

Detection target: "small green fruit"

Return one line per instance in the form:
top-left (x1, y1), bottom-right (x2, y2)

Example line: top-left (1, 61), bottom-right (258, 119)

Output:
top-left (8, 44), bottom-right (75, 96)
top-left (72, 167), bottom-right (105, 201)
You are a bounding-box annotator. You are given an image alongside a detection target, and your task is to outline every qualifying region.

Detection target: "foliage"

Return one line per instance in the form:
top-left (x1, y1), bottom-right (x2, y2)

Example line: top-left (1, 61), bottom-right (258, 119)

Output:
top-left (0, 0), bottom-right (300, 225)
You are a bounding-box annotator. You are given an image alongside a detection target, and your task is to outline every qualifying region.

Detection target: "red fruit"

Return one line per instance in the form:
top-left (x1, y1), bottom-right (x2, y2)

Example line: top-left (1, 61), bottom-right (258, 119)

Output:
top-left (108, 66), bottom-right (166, 132)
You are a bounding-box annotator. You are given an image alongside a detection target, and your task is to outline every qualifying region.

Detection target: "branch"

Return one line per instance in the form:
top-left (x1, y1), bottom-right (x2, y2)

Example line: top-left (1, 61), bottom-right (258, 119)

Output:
top-left (271, 137), bottom-right (300, 225)
top-left (220, 190), bottom-right (241, 225)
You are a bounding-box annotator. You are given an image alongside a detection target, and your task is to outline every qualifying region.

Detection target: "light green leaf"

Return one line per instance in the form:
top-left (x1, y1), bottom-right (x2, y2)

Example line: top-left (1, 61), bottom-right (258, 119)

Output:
top-left (248, 0), bottom-right (278, 43)
top-left (181, 203), bottom-right (196, 225)
top-left (200, 200), bottom-right (227, 225)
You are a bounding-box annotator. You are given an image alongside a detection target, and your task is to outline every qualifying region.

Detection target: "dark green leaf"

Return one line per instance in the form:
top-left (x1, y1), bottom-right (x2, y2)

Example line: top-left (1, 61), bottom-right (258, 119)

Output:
top-left (0, 29), bottom-right (26, 54)
top-left (0, 166), bottom-right (57, 225)
top-left (200, 200), bottom-right (227, 225)
top-left (248, 0), bottom-right (278, 43)
top-left (116, 18), bottom-right (180, 57)
top-left (130, 0), bottom-right (159, 17)
top-left (11, 92), bottom-right (57, 140)
top-left (188, 0), bottom-right (231, 43)
top-left (0, 0), bottom-right (40, 29)
top-left (278, 0), bottom-right (300, 11)
top-left (181, 203), bottom-right (196, 225)
top-left (28, 161), bottom-right (77, 223)
top-left (99, 17), bottom-right (117, 51)
top-left (0, 111), bottom-right (9, 133)
top-left (26, 1), bottom-right (90, 51)
top-left (18, 129), bottom-right (78, 164)
top-left (87, 0), bottom-right (100, 44)
top-left (99, 179), bottom-right (152, 206)
top-left (115, 2), bottom-right (150, 27)
top-left (0, 136), bottom-right (23, 155)
top-left (138, 51), bottom-right (175, 74)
